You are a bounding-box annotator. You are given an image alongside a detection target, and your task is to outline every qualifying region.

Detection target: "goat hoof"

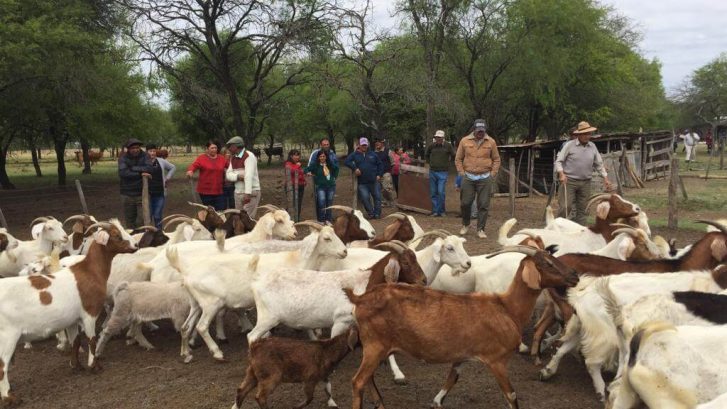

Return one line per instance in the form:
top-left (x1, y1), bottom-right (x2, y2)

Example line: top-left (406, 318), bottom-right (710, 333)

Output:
top-left (533, 357), bottom-right (542, 366)
top-left (183, 355), bottom-right (193, 364)
top-left (597, 393), bottom-right (605, 403)
top-left (539, 369), bottom-right (554, 381)
top-left (394, 377), bottom-right (407, 385)
top-left (518, 343), bottom-right (529, 354)
top-left (90, 362), bottom-right (104, 373)
top-left (213, 356), bottom-right (227, 363)
top-left (2, 392), bottom-right (21, 407)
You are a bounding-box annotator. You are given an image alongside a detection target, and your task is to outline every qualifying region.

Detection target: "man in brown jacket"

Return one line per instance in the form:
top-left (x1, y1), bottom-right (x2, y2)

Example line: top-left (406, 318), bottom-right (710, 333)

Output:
top-left (455, 119), bottom-right (501, 238)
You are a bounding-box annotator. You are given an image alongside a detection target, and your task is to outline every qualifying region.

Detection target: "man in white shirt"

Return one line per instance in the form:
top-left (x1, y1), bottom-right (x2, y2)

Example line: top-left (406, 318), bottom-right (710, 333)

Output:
top-left (680, 128), bottom-right (700, 164)
top-left (225, 136), bottom-right (261, 218)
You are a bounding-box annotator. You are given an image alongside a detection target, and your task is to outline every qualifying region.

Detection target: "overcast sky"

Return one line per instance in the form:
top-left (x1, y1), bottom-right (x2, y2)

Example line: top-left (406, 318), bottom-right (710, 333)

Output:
top-left (369, 0), bottom-right (727, 94)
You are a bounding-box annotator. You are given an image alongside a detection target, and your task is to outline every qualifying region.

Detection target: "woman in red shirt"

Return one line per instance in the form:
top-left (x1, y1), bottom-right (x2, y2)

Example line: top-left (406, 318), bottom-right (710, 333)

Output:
top-left (390, 146), bottom-right (411, 194)
top-left (284, 149), bottom-right (306, 220)
top-left (186, 140), bottom-right (227, 210)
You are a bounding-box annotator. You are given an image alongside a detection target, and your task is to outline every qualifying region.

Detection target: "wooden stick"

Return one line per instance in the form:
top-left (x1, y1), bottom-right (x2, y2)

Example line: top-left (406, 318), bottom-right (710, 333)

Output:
top-left (74, 179), bottom-right (89, 214)
top-left (0, 207), bottom-right (7, 229)
top-left (668, 157), bottom-right (679, 229)
top-left (142, 175), bottom-right (151, 226)
top-left (188, 179), bottom-right (201, 203)
top-left (509, 158), bottom-right (516, 217)
top-left (499, 166), bottom-right (546, 196)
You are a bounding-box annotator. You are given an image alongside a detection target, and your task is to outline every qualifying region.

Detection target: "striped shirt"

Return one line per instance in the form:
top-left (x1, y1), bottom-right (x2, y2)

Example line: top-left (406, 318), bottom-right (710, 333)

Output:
top-left (554, 139), bottom-right (607, 180)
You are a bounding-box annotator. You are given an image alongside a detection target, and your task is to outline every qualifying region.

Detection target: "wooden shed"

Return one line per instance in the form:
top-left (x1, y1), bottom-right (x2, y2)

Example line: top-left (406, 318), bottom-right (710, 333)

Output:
top-left (495, 130), bottom-right (674, 196)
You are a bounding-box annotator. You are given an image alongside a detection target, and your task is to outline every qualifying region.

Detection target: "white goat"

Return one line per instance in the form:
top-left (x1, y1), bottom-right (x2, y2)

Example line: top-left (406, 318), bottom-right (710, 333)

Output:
top-left (96, 281), bottom-right (194, 363)
top-left (540, 269), bottom-right (727, 401)
top-left (168, 223), bottom-right (348, 361)
top-left (0, 217), bottom-right (68, 277)
top-left (607, 323), bottom-right (727, 409)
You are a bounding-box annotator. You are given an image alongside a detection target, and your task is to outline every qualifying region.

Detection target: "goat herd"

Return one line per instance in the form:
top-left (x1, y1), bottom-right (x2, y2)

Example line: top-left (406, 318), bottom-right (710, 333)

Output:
top-left (0, 194), bottom-right (726, 408)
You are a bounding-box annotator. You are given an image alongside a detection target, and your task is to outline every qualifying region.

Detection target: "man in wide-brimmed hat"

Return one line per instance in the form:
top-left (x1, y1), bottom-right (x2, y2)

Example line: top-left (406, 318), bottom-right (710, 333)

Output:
top-left (118, 138), bottom-right (154, 228)
top-left (555, 121), bottom-right (612, 224)
top-left (425, 129), bottom-right (456, 217)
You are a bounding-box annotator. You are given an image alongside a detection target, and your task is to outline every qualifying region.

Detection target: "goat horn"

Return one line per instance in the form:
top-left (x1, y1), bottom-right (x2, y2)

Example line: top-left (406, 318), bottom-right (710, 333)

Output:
top-left (434, 229), bottom-right (453, 236)
top-left (586, 193), bottom-right (612, 211)
top-left (30, 217), bottom-right (51, 227)
top-left (696, 220), bottom-right (727, 235)
top-left (222, 209), bottom-right (241, 215)
top-left (294, 221), bottom-right (323, 231)
top-left (326, 205), bottom-right (355, 214)
top-left (256, 204), bottom-right (280, 213)
top-left (375, 241), bottom-right (406, 254)
top-left (163, 217), bottom-right (194, 232)
top-left (84, 222), bottom-right (112, 235)
top-left (609, 223), bottom-right (636, 229)
top-left (160, 214), bottom-right (189, 226)
top-left (384, 213), bottom-right (407, 221)
top-left (486, 245), bottom-right (538, 258)
top-left (409, 231), bottom-right (447, 243)
top-left (187, 202), bottom-right (213, 211)
top-left (135, 225), bottom-right (158, 232)
top-left (63, 214), bottom-right (90, 226)
top-left (612, 228), bottom-right (639, 238)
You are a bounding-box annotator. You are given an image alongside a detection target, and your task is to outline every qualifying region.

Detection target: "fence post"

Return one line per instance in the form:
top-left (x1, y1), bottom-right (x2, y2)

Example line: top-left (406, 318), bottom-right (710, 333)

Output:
top-left (668, 156), bottom-right (679, 229)
top-left (74, 179), bottom-right (89, 214)
top-left (142, 175), bottom-right (151, 226)
top-left (509, 157), bottom-right (516, 217)
top-left (352, 172), bottom-right (358, 210)
top-left (0, 207), bottom-right (7, 229)
top-left (292, 169), bottom-right (300, 222)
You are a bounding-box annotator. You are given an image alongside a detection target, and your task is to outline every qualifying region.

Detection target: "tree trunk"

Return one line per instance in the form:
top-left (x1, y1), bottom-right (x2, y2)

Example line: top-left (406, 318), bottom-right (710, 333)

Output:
top-left (186, 143), bottom-right (192, 154)
top-left (54, 139), bottom-right (67, 186)
top-left (266, 135), bottom-right (275, 166)
top-left (80, 139), bottom-right (92, 174)
top-left (0, 145), bottom-right (15, 189)
top-left (37, 148), bottom-right (42, 160)
top-left (30, 142), bottom-right (43, 177)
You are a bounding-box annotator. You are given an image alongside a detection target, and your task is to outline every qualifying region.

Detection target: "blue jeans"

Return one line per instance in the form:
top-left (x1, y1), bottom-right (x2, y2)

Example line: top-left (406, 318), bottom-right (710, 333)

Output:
top-left (199, 194), bottom-right (226, 211)
top-left (315, 186), bottom-right (336, 222)
top-left (150, 194), bottom-right (165, 229)
top-left (223, 185), bottom-right (235, 209)
top-left (357, 182), bottom-right (381, 218)
top-left (429, 170), bottom-right (448, 215)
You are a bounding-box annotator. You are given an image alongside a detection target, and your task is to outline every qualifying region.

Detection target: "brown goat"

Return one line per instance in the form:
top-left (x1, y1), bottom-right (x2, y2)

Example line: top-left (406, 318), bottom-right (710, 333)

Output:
top-left (331, 207), bottom-right (372, 243)
top-left (220, 211), bottom-right (256, 237)
top-left (366, 213), bottom-right (416, 247)
top-left (232, 328), bottom-right (358, 409)
top-left (345, 246), bottom-right (579, 409)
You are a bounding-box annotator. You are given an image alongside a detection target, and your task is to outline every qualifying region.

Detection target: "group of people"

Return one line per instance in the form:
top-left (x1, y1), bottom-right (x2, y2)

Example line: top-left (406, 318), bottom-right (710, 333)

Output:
top-left (118, 117), bottom-right (613, 236)
top-left (118, 137), bottom-right (261, 229)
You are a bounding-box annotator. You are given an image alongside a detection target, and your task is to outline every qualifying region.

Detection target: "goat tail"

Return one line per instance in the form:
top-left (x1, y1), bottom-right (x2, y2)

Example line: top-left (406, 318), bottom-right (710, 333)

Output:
top-left (545, 205), bottom-right (555, 228)
top-left (596, 278), bottom-right (623, 329)
top-left (214, 229), bottom-right (226, 252)
top-left (627, 321), bottom-right (675, 368)
top-left (112, 281), bottom-right (130, 301)
top-left (343, 287), bottom-right (361, 304)
top-left (498, 218), bottom-right (517, 246)
top-left (165, 247), bottom-right (185, 276)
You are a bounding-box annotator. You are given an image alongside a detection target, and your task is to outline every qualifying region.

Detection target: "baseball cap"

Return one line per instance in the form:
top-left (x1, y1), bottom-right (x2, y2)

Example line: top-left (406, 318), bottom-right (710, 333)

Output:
top-left (473, 119), bottom-right (487, 132)
top-left (359, 137), bottom-right (369, 146)
top-left (125, 138), bottom-right (143, 148)
top-left (434, 130), bottom-right (445, 138)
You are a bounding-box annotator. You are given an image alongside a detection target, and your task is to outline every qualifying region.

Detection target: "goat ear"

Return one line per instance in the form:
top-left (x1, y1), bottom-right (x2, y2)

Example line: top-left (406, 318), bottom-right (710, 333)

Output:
top-left (197, 209), bottom-right (208, 221)
top-left (595, 202), bottom-right (611, 220)
top-left (383, 258), bottom-right (401, 282)
top-left (347, 327), bottom-right (359, 350)
top-left (182, 225), bottom-right (194, 241)
top-left (617, 238), bottom-right (635, 261)
top-left (72, 222), bottom-right (84, 234)
top-left (274, 212), bottom-right (284, 223)
top-left (711, 239), bottom-right (727, 262)
top-left (431, 239), bottom-right (442, 263)
top-left (31, 223), bottom-right (44, 239)
top-left (382, 221), bottom-right (400, 240)
top-left (262, 217), bottom-right (276, 237)
top-left (94, 230), bottom-right (110, 245)
top-left (522, 260), bottom-right (541, 290)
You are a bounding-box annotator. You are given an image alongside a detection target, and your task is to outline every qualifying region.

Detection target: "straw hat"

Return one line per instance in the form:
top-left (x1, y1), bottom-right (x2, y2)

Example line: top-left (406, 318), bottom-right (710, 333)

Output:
top-left (573, 121), bottom-right (597, 134)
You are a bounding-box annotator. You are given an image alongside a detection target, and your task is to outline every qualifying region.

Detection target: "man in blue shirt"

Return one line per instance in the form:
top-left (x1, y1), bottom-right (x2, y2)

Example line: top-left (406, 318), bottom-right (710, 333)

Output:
top-left (345, 137), bottom-right (383, 219)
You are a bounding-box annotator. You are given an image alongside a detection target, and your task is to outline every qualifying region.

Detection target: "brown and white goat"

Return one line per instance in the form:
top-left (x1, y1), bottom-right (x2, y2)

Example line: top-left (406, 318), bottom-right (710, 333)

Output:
top-left (0, 220), bottom-right (136, 404)
top-left (329, 205), bottom-right (376, 243)
top-left (231, 327), bottom-right (359, 409)
top-left (345, 245), bottom-right (579, 409)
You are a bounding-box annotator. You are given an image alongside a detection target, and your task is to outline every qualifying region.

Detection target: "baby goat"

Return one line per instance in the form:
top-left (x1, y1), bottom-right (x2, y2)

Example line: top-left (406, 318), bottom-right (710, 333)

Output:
top-left (231, 327), bottom-right (358, 409)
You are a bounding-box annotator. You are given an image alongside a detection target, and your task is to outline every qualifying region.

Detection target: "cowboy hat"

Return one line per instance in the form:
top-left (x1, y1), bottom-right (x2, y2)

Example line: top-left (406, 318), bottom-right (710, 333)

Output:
top-left (573, 121), bottom-right (597, 134)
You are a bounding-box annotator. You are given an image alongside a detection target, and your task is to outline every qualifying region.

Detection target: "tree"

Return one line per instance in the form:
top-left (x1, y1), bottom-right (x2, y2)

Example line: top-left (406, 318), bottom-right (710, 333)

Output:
top-left (121, 0), bottom-right (333, 148)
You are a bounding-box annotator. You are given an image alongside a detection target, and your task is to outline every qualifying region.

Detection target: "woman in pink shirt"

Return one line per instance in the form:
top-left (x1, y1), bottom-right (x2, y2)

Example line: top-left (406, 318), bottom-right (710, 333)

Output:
top-left (186, 140), bottom-right (227, 210)
top-left (390, 146), bottom-right (411, 194)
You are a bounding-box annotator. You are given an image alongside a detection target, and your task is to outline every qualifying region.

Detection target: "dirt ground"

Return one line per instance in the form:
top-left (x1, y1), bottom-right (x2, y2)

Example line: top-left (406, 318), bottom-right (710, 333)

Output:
top-left (0, 167), bottom-right (716, 408)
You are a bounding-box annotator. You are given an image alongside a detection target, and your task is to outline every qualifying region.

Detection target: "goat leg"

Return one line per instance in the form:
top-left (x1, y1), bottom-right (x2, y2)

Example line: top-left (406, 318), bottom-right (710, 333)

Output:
top-left (530, 302), bottom-right (556, 365)
top-left (293, 382), bottom-right (316, 409)
top-left (487, 360), bottom-right (519, 409)
top-left (231, 366), bottom-right (257, 409)
top-left (431, 363), bottom-right (462, 408)
top-left (323, 378), bottom-right (338, 408)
